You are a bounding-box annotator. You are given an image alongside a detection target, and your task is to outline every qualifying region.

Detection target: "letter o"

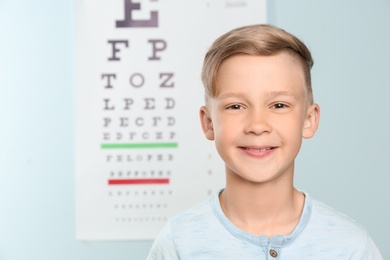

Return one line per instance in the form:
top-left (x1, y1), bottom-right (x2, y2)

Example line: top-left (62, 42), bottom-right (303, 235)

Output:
top-left (130, 73), bottom-right (145, 88)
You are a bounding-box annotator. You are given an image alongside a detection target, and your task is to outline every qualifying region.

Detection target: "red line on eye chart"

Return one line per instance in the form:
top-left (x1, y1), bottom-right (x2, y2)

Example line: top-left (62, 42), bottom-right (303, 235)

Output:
top-left (108, 178), bottom-right (170, 185)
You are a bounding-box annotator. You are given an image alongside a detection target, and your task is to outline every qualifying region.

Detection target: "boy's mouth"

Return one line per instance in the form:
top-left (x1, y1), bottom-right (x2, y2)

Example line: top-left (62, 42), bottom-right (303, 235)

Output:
top-left (239, 146), bottom-right (276, 152)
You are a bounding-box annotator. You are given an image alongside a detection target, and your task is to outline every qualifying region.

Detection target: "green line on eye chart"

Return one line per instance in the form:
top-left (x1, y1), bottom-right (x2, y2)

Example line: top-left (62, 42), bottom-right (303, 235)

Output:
top-left (101, 142), bottom-right (178, 149)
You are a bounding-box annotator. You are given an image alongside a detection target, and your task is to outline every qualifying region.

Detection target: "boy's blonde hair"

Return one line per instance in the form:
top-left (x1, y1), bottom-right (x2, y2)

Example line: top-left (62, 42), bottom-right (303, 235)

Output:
top-left (201, 24), bottom-right (314, 105)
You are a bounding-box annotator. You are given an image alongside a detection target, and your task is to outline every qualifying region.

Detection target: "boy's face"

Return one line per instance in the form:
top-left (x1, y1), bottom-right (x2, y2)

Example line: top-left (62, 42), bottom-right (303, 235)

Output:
top-left (200, 53), bottom-right (319, 184)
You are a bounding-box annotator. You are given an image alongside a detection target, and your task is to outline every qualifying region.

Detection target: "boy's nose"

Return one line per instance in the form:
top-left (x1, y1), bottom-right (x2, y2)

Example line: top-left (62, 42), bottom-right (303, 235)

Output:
top-left (244, 110), bottom-right (272, 135)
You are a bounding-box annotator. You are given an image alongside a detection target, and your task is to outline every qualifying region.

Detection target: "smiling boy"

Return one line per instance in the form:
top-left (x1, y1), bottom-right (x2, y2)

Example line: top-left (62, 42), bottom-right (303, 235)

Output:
top-left (147, 24), bottom-right (382, 259)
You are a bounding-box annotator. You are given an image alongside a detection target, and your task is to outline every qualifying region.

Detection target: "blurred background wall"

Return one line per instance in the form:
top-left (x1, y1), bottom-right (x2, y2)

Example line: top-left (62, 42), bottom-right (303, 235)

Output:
top-left (0, 0), bottom-right (389, 259)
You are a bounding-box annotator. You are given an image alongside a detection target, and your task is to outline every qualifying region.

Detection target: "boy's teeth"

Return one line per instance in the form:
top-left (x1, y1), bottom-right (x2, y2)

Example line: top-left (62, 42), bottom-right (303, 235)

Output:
top-left (246, 147), bottom-right (271, 152)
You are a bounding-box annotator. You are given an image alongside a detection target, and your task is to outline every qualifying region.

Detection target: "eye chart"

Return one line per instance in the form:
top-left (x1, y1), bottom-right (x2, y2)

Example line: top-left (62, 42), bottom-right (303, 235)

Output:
top-left (75, 0), bottom-right (266, 240)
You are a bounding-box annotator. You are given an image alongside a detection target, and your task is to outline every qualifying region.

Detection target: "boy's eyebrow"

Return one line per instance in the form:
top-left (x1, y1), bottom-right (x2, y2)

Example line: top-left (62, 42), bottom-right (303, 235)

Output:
top-left (216, 91), bottom-right (298, 100)
top-left (216, 93), bottom-right (246, 100)
top-left (266, 91), bottom-right (298, 100)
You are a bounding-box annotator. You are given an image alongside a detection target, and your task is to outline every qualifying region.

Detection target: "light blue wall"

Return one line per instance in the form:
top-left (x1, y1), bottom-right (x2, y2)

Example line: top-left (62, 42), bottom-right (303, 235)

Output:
top-left (0, 1), bottom-right (388, 259)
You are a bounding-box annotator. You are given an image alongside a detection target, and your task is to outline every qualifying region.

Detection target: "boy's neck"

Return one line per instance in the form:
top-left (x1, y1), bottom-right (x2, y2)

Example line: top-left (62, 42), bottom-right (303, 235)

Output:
top-left (219, 171), bottom-right (305, 237)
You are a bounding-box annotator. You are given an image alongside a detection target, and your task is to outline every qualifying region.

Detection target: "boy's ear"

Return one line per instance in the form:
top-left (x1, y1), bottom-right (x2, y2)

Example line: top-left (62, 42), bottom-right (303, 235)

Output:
top-left (199, 106), bottom-right (215, 140)
top-left (302, 103), bottom-right (320, 139)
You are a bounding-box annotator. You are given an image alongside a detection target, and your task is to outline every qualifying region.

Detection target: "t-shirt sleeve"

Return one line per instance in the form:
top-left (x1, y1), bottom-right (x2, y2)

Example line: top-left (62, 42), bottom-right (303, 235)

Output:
top-left (146, 221), bottom-right (179, 260)
top-left (362, 235), bottom-right (383, 260)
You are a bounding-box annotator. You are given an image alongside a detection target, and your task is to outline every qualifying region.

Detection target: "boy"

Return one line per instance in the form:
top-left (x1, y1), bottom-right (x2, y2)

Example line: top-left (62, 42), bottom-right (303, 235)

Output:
top-left (147, 24), bottom-right (382, 259)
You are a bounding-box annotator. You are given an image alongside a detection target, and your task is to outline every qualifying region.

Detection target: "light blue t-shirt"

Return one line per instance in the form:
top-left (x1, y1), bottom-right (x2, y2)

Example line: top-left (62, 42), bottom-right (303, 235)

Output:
top-left (147, 191), bottom-right (382, 259)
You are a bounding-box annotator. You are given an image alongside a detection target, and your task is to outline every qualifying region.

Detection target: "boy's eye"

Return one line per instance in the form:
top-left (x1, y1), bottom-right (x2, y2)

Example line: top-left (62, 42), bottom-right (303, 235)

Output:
top-left (272, 103), bottom-right (287, 109)
top-left (227, 104), bottom-right (243, 110)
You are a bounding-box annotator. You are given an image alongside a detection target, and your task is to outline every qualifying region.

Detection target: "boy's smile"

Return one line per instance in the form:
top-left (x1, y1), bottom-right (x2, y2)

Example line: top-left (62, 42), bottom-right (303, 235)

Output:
top-left (238, 145), bottom-right (277, 158)
top-left (200, 53), bottom-right (319, 185)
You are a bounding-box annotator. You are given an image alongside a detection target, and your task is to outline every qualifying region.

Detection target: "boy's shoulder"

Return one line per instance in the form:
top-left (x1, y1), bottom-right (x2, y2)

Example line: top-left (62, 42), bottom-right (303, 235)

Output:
top-left (296, 196), bottom-right (382, 258)
top-left (146, 195), bottom-right (222, 260)
top-left (169, 195), bottom-right (217, 234)
top-left (310, 197), bottom-right (368, 234)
